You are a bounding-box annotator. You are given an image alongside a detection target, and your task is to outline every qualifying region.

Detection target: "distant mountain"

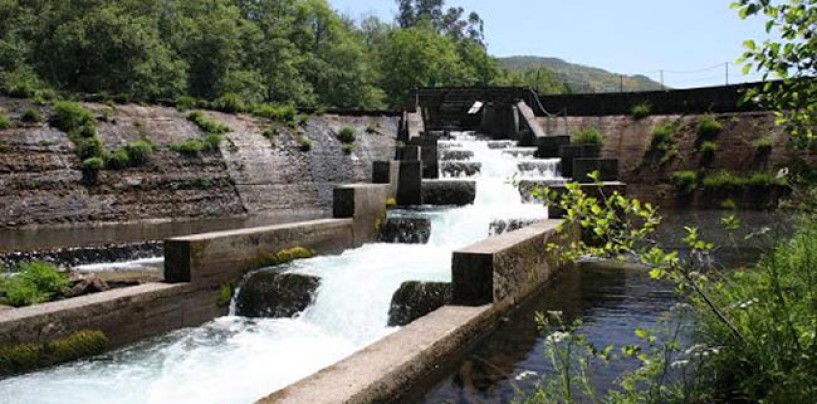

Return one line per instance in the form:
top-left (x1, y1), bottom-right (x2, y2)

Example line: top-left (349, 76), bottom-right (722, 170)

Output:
top-left (498, 56), bottom-right (665, 93)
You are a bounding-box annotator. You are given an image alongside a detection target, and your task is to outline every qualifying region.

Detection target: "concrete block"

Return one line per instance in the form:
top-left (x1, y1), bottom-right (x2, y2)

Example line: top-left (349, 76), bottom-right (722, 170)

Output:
top-left (373, 161), bottom-right (400, 198)
top-left (410, 136), bottom-right (439, 179)
top-left (536, 135), bottom-right (571, 158)
top-left (333, 184), bottom-right (392, 244)
top-left (397, 161), bottom-right (423, 206)
top-left (422, 180), bottom-right (476, 206)
top-left (560, 144), bottom-right (601, 179)
top-left (573, 158), bottom-right (619, 183)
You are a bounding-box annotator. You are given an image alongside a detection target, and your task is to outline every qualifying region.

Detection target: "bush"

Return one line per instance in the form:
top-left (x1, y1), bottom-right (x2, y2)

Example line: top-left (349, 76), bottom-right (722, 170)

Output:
top-left (213, 92), bottom-right (246, 113)
top-left (752, 136), bottom-right (774, 153)
top-left (671, 170), bottom-right (698, 194)
top-left (172, 139), bottom-right (206, 157)
top-left (125, 140), bottom-right (153, 165)
top-left (82, 157), bottom-right (105, 171)
top-left (0, 112), bottom-right (11, 130)
top-left (337, 127), bottom-right (356, 144)
top-left (204, 134), bottom-right (224, 152)
top-left (0, 262), bottom-right (70, 307)
top-left (298, 137), bottom-right (313, 152)
top-left (652, 122), bottom-right (675, 145)
top-left (187, 111), bottom-right (229, 134)
top-left (571, 126), bottom-right (603, 145)
top-left (693, 220), bottom-right (817, 402)
top-left (78, 122), bottom-right (97, 139)
top-left (50, 102), bottom-right (94, 134)
top-left (175, 96), bottom-right (197, 111)
top-left (699, 140), bottom-right (718, 160)
top-left (697, 114), bottom-right (723, 138)
top-left (105, 148), bottom-right (130, 170)
top-left (21, 108), bottom-right (42, 124)
top-left (252, 103), bottom-right (297, 123)
top-left (77, 137), bottom-right (104, 160)
top-left (630, 102), bottom-right (652, 120)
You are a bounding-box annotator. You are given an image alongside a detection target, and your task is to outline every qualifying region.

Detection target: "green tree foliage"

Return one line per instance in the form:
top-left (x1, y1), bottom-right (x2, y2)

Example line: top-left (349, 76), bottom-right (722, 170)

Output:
top-left (0, 0), bottom-right (538, 109)
top-left (494, 67), bottom-right (570, 94)
top-left (734, 0), bottom-right (817, 146)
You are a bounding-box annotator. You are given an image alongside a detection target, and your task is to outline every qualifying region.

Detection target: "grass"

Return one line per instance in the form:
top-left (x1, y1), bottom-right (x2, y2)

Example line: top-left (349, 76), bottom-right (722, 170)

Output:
top-left (105, 148), bottom-right (130, 170)
top-left (692, 219), bottom-right (817, 402)
top-left (21, 108), bottom-right (42, 124)
top-left (671, 170), bottom-right (698, 194)
top-left (212, 92), bottom-right (246, 113)
top-left (187, 111), bottom-right (229, 134)
top-left (0, 112), bottom-right (11, 129)
top-left (700, 170), bottom-right (787, 189)
top-left (124, 140), bottom-right (153, 165)
top-left (82, 157), bottom-right (105, 171)
top-left (251, 103), bottom-right (297, 123)
top-left (337, 126), bottom-right (356, 144)
top-left (752, 136), bottom-right (774, 153)
top-left (50, 101), bottom-right (94, 134)
top-left (0, 262), bottom-right (70, 307)
top-left (697, 114), bottom-right (723, 138)
top-left (171, 139), bottom-right (206, 157)
top-left (699, 140), bottom-right (718, 162)
top-left (217, 283), bottom-right (234, 308)
top-left (571, 126), bottom-right (603, 145)
top-left (175, 96), bottom-right (197, 111)
top-left (630, 102), bottom-right (652, 120)
top-left (649, 121), bottom-right (678, 165)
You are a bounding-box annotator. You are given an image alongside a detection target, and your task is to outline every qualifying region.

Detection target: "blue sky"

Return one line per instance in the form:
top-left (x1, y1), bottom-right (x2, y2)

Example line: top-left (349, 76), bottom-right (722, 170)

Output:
top-left (328, 0), bottom-right (772, 88)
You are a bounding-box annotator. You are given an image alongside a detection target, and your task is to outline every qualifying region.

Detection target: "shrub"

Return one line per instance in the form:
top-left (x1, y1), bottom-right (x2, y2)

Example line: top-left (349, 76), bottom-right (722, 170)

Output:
top-left (298, 137), bottom-right (313, 152)
top-left (571, 126), bottom-right (603, 145)
top-left (213, 92), bottom-right (246, 113)
top-left (125, 140), bottom-right (153, 165)
top-left (630, 103), bottom-right (652, 120)
top-left (204, 134), bottom-right (224, 152)
top-left (699, 140), bottom-right (718, 161)
top-left (252, 103), bottom-right (297, 123)
top-left (82, 157), bottom-right (105, 171)
top-left (21, 108), bottom-right (42, 124)
top-left (0, 262), bottom-right (70, 307)
top-left (175, 96), bottom-right (197, 111)
top-left (652, 122), bottom-right (675, 145)
top-left (342, 143), bottom-right (355, 155)
top-left (0, 112), bottom-right (11, 130)
top-left (671, 170), bottom-right (698, 194)
top-left (172, 139), bottom-right (206, 157)
top-left (50, 101), bottom-right (94, 134)
top-left (105, 148), bottom-right (130, 170)
top-left (752, 136), bottom-right (774, 153)
top-left (697, 114), bottom-right (723, 138)
top-left (187, 111), bottom-right (229, 134)
top-left (337, 127), bottom-right (356, 144)
top-left (701, 171), bottom-right (745, 189)
top-left (77, 137), bottom-right (104, 160)
top-left (78, 122), bottom-right (97, 138)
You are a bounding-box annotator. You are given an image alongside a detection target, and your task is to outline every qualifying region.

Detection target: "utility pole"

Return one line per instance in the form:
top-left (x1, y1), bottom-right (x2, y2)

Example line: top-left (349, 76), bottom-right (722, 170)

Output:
top-left (660, 70), bottom-right (665, 90)
top-left (620, 75), bottom-right (624, 93)
top-left (725, 62), bottom-right (729, 86)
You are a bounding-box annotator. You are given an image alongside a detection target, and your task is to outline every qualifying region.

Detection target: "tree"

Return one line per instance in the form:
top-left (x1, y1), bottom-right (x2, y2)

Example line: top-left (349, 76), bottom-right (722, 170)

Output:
top-left (395, 0), bottom-right (485, 44)
top-left (734, 0), bottom-right (817, 146)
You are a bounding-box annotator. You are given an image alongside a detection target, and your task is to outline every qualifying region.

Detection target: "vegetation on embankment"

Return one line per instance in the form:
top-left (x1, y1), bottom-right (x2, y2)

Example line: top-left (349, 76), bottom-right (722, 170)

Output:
top-left (0, 329), bottom-right (108, 377)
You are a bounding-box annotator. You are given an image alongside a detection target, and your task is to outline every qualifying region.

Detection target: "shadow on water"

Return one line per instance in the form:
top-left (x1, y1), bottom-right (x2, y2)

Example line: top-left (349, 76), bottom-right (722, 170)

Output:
top-left (415, 209), bottom-right (795, 403)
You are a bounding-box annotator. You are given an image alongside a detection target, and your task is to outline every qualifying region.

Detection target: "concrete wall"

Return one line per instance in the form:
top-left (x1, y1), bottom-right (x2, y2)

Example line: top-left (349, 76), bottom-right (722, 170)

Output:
top-left (537, 82), bottom-right (768, 116)
top-left (452, 219), bottom-right (577, 306)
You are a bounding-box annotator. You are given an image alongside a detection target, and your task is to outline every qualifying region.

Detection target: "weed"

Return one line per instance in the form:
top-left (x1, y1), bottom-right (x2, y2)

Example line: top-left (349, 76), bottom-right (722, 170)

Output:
top-left (125, 140), bottom-right (153, 165)
top-left (213, 92), bottom-right (246, 113)
top-left (337, 127), bottom-right (356, 144)
top-left (752, 136), bottom-right (774, 153)
top-left (571, 126), bottom-right (603, 145)
top-left (0, 262), bottom-right (70, 307)
top-left (105, 148), bottom-right (130, 170)
top-left (172, 139), bottom-right (206, 157)
top-left (671, 170), bottom-right (698, 194)
top-left (630, 102), bottom-right (652, 120)
top-left (298, 137), bottom-right (313, 152)
top-left (50, 102), bottom-right (94, 134)
top-left (697, 114), bottom-right (723, 138)
top-left (21, 108), bottom-right (42, 124)
top-left (187, 111), bottom-right (229, 134)
top-left (342, 143), bottom-right (355, 155)
top-left (175, 96), bottom-right (197, 111)
top-left (0, 112), bottom-right (11, 130)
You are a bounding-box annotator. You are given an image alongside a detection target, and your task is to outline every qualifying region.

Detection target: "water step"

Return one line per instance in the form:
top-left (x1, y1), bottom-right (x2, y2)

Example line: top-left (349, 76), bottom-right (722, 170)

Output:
top-left (487, 140), bottom-right (516, 149)
top-left (377, 218), bottom-right (431, 244)
top-left (438, 142), bottom-right (463, 150)
top-left (440, 161), bottom-right (481, 178)
top-left (489, 219), bottom-right (538, 236)
top-left (439, 149), bottom-right (474, 161)
top-left (422, 180), bottom-right (476, 206)
top-left (517, 159), bottom-right (562, 177)
top-left (502, 148), bottom-right (537, 158)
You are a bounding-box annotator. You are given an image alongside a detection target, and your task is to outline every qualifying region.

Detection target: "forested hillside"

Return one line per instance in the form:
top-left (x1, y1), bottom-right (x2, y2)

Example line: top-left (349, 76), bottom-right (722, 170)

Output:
top-left (0, 0), bottom-right (575, 109)
top-left (499, 56), bottom-right (664, 93)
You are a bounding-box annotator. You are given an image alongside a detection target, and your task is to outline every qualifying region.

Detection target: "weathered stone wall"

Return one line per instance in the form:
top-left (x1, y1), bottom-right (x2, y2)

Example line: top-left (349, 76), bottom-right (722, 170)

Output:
top-left (538, 112), bottom-right (817, 208)
top-left (0, 97), bottom-right (398, 228)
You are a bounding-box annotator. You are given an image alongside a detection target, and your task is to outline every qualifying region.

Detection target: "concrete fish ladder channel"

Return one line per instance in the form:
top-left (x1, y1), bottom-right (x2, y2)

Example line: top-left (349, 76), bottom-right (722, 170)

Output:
top-left (0, 134), bottom-right (577, 404)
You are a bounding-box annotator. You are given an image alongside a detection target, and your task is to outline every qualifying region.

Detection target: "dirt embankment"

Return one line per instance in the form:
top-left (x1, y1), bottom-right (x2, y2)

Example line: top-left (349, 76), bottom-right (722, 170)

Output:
top-left (0, 98), bottom-right (397, 229)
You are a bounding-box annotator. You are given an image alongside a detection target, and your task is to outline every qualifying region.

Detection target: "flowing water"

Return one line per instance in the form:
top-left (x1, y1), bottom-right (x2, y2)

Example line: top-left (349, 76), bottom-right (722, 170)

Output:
top-left (0, 133), bottom-right (558, 404)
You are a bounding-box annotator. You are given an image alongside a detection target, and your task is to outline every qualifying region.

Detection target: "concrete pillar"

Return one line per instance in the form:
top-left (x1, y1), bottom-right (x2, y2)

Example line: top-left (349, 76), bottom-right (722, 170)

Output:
top-left (397, 161), bottom-right (423, 206)
top-left (409, 136), bottom-right (439, 179)
top-left (373, 161), bottom-right (400, 198)
top-left (536, 135), bottom-right (571, 158)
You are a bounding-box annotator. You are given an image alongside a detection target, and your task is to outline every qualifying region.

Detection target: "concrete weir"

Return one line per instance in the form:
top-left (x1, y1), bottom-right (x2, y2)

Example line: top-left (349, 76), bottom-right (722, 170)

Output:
top-left (261, 219), bottom-right (576, 403)
top-left (0, 184), bottom-right (391, 354)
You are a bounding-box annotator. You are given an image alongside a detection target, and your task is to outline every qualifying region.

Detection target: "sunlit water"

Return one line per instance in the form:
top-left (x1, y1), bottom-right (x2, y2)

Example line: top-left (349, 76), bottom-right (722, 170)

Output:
top-left (0, 133), bottom-right (559, 404)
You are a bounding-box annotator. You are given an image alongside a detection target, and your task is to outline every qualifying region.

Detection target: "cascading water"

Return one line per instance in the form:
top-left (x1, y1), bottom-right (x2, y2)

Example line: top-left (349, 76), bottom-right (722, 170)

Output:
top-left (0, 133), bottom-right (562, 404)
